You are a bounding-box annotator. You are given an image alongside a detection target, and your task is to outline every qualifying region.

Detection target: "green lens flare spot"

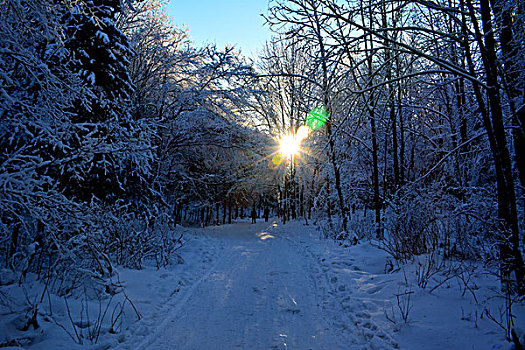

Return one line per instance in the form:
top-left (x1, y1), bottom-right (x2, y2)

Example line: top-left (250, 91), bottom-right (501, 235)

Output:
top-left (307, 106), bottom-right (329, 130)
top-left (269, 154), bottom-right (285, 169)
top-left (272, 154), bottom-right (284, 166)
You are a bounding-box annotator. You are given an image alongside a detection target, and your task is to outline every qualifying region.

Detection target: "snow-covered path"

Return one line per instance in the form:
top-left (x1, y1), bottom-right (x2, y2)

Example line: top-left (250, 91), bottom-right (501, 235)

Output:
top-left (21, 219), bottom-right (516, 350)
top-left (133, 221), bottom-right (344, 349)
top-left (1, 219), bottom-right (519, 350)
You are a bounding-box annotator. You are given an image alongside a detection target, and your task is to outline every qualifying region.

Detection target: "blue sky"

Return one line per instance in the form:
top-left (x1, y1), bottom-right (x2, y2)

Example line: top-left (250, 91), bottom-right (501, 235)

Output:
top-left (165, 0), bottom-right (272, 58)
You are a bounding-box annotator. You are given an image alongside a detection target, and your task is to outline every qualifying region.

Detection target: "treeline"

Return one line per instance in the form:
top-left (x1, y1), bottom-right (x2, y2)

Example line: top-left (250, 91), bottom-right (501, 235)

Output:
top-left (0, 0), bottom-right (270, 308)
top-left (255, 0), bottom-right (524, 299)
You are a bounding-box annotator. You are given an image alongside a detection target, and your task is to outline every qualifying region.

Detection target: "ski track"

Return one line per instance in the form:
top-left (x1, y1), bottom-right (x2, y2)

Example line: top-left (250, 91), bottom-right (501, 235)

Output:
top-left (116, 221), bottom-right (396, 350)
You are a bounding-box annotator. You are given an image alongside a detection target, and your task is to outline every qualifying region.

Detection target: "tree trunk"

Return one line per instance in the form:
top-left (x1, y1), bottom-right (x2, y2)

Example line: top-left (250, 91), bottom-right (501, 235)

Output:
top-left (464, 0), bottom-right (525, 293)
top-left (327, 119), bottom-right (348, 234)
top-left (399, 86), bottom-right (405, 184)
top-left (489, 0), bottom-right (525, 230)
top-left (222, 201), bottom-right (226, 225)
top-left (370, 106), bottom-right (382, 239)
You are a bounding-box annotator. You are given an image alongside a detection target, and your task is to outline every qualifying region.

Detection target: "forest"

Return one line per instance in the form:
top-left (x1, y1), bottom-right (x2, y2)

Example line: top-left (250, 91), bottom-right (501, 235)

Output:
top-left (1, 0), bottom-right (524, 348)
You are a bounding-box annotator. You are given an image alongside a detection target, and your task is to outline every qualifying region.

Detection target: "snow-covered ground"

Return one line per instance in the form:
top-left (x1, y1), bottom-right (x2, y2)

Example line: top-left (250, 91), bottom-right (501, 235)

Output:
top-left (1, 220), bottom-right (524, 349)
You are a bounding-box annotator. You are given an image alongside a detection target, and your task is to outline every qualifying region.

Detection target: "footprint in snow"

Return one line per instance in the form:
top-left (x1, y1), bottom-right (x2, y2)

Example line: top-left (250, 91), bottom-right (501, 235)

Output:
top-left (356, 311), bottom-right (371, 319)
top-left (284, 307), bottom-right (301, 314)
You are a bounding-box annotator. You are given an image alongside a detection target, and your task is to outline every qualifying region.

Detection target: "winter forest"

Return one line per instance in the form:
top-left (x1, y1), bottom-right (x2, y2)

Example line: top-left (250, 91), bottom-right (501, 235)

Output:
top-left (1, 0), bottom-right (525, 348)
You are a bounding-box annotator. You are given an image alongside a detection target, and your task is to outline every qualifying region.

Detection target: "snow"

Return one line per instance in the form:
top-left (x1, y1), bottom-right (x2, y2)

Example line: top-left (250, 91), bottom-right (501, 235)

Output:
top-left (1, 220), bottom-right (524, 349)
top-left (120, 222), bottom-right (345, 349)
top-left (86, 72), bottom-right (95, 85)
top-left (95, 31), bottom-right (110, 45)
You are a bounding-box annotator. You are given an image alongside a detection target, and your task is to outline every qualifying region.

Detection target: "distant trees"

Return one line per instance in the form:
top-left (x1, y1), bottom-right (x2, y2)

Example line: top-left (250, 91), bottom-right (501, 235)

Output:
top-left (255, 37), bottom-right (312, 224)
top-left (121, 0), bottom-right (270, 228)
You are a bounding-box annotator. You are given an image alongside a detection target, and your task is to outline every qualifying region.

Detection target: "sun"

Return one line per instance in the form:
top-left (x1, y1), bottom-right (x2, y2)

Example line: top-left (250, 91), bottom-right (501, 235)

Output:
top-left (278, 126), bottom-right (309, 159)
top-left (279, 133), bottom-right (299, 159)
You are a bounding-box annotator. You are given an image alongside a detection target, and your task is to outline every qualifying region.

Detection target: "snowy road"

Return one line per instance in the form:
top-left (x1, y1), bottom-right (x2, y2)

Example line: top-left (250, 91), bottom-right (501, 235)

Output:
top-left (15, 221), bottom-right (521, 350)
top-left (134, 221), bottom-right (345, 349)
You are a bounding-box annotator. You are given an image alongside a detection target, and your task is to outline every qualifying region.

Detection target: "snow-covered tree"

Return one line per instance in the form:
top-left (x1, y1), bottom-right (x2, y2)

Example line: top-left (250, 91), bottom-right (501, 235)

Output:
top-left (265, 0), bottom-right (525, 295)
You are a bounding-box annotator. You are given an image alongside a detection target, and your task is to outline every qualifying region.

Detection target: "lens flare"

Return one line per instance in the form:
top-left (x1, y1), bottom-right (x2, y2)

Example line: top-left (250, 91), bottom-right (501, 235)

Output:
top-left (296, 125), bottom-right (310, 142)
top-left (307, 106), bottom-right (329, 130)
top-left (272, 154), bottom-right (284, 165)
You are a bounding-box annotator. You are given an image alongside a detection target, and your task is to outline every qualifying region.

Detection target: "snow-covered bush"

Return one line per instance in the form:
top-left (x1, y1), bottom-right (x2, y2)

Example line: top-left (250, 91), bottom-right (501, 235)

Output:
top-left (105, 205), bottom-right (183, 269)
top-left (348, 211), bottom-right (378, 241)
top-left (383, 190), bottom-right (440, 261)
top-left (383, 186), bottom-right (498, 264)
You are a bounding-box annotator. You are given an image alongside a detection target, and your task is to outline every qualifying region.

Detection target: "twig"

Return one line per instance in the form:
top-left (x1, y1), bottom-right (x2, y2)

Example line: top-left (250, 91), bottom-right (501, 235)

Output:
top-left (64, 298), bottom-right (82, 344)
